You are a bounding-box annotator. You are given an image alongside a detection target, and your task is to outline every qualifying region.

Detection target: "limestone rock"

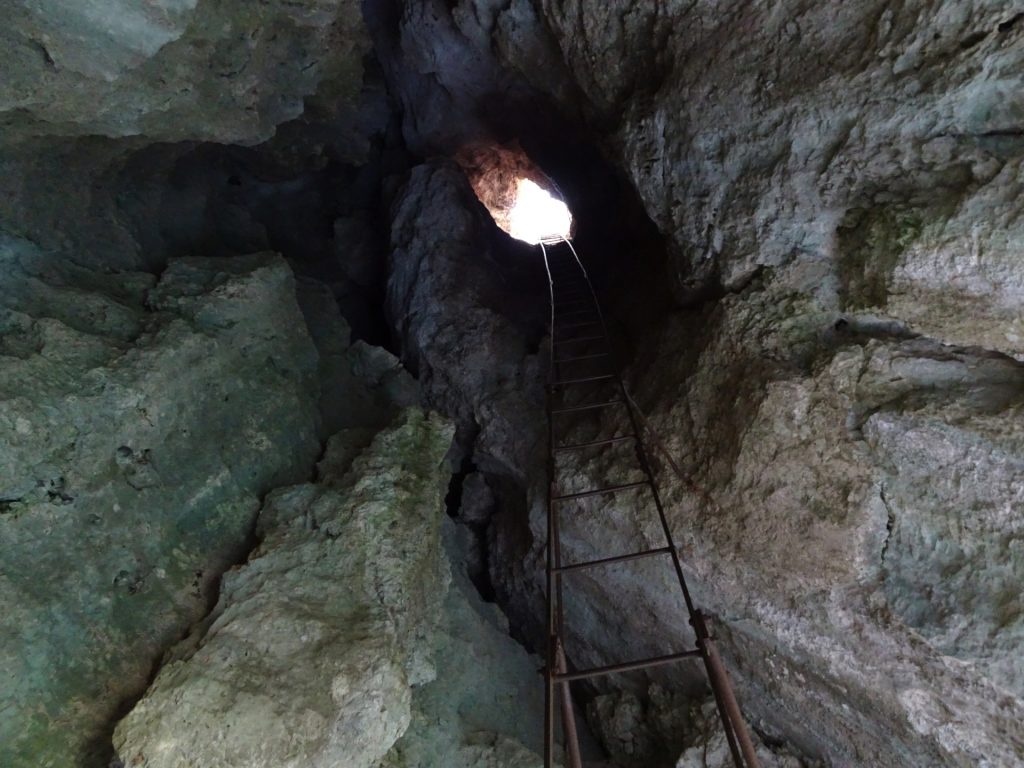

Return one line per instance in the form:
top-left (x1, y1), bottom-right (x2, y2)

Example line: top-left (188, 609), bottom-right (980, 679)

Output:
top-left (113, 409), bottom-right (456, 768)
top-left (673, 703), bottom-right (808, 768)
top-left (528, 1), bottom-right (1024, 356)
top-left (566, 289), bottom-right (1024, 765)
top-left (384, 158), bottom-right (553, 649)
top-left (0, 246), bottom-right (321, 767)
top-left (378, 2), bottom-right (1024, 764)
top-left (385, 160), bottom-right (547, 480)
top-left (379, 521), bottom-right (546, 768)
top-left (115, 408), bottom-right (548, 768)
top-left (459, 471), bottom-right (497, 524)
top-left (295, 277), bottom-right (420, 438)
top-left (1, 0), bottom-right (370, 145)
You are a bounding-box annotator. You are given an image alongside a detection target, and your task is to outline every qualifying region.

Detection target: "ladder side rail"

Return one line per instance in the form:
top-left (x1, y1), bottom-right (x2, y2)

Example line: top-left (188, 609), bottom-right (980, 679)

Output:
top-left (541, 242), bottom-right (585, 768)
top-left (558, 238), bottom-right (757, 768)
top-left (541, 244), bottom-right (558, 768)
top-left (619, 384), bottom-right (762, 767)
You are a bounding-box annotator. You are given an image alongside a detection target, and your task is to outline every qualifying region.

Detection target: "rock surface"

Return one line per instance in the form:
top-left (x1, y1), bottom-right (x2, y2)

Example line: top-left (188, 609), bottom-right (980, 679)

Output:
top-left (114, 408), bottom-right (548, 768)
top-left (114, 409), bottom-right (453, 768)
top-left (0, 247), bottom-right (322, 767)
top-left (4, 0), bottom-right (1024, 766)
top-left (373, 2), bottom-right (1024, 765)
top-left (519, 3), bottom-right (1024, 762)
top-left (386, 160), bottom-right (547, 477)
top-left (380, 521), bottom-right (546, 768)
top-left (1, 0), bottom-right (369, 145)
top-left (537, 295), bottom-right (1024, 767)
top-left (530, 1), bottom-right (1024, 362)
top-left (384, 158), bottom-right (556, 650)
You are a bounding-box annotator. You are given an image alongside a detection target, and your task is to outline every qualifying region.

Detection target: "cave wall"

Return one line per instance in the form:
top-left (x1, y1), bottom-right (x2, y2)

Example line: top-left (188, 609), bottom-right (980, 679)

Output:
top-left (368, 1), bottom-right (1024, 765)
top-left (495, 2), bottom-right (1024, 765)
top-left (2, 0), bottom-right (1022, 766)
top-left (531, 1), bottom-right (1024, 356)
top-left (0, 252), bottom-right (323, 765)
top-left (0, 0), bottom-right (369, 146)
top-left (0, 2), bottom-right (406, 764)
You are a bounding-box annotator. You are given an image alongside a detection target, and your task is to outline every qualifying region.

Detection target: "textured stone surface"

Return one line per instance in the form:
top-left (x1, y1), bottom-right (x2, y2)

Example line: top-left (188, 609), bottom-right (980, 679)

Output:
top-left (1, 0), bottom-right (370, 145)
top-left (115, 408), bottom-right (547, 768)
top-left (295, 276), bottom-right (420, 437)
top-left (673, 703), bottom-right (807, 768)
top-left (114, 409), bottom-right (454, 768)
top-left (587, 690), bottom-right (807, 768)
top-left (542, 292), bottom-right (1024, 765)
top-left (530, 1), bottom-right (1024, 357)
top-left (0, 247), bottom-right (321, 767)
top-left (365, 0), bottom-right (577, 154)
top-left (5, 0), bottom-right (1024, 765)
top-left (384, 159), bottom-right (555, 660)
top-left (371, 2), bottom-right (1024, 765)
top-left (386, 160), bottom-right (547, 477)
top-left (380, 521), bottom-right (546, 768)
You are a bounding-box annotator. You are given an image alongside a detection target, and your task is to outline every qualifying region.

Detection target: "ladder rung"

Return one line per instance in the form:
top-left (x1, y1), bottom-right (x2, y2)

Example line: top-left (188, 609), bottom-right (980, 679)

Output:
top-left (554, 352), bottom-right (610, 364)
top-left (554, 299), bottom-right (591, 307)
top-left (553, 546), bottom-right (672, 574)
top-left (557, 321), bottom-right (600, 332)
top-left (554, 649), bottom-right (702, 682)
top-left (553, 334), bottom-right (605, 345)
top-left (554, 434), bottom-right (635, 452)
top-left (555, 310), bottom-right (595, 319)
top-left (552, 480), bottom-right (649, 502)
top-left (551, 399), bottom-right (623, 415)
top-left (552, 374), bottom-right (615, 387)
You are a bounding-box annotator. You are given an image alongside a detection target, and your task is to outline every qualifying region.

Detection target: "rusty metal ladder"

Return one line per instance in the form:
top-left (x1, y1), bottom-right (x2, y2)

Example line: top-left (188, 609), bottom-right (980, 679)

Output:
top-left (539, 239), bottom-right (761, 768)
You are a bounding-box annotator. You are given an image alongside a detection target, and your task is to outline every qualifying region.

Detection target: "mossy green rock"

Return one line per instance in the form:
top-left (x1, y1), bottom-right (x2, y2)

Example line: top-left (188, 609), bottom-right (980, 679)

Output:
top-left (0, 0), bottom-right (370, 146)
top-left (0, 245), bottom-right (321, 767)
top-left (113, 409), bottom-right (456, 768)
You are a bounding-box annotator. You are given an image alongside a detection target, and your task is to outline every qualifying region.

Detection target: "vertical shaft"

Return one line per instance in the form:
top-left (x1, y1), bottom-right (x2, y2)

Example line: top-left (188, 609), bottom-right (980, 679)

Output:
top-left (542, 241), bottom-right (759, 768)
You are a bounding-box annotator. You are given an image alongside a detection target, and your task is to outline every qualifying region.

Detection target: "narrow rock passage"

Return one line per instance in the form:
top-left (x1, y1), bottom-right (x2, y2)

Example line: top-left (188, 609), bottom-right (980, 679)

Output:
top-left (2, 2), bottom-right (1022, 767)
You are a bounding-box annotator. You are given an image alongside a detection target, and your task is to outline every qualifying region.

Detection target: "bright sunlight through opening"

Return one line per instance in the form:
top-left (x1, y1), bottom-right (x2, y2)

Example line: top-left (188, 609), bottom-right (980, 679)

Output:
top-left (508, 178), bottom-right (573, 245)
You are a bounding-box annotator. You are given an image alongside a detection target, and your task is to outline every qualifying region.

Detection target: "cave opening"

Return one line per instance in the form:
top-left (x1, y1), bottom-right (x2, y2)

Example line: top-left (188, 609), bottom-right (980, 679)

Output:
top-left (5, 2), bottom-right (1023, 768)
top-left (507, 178), bottom-right (573, 245)
top-left (456, 142), bottom-right (575, 245)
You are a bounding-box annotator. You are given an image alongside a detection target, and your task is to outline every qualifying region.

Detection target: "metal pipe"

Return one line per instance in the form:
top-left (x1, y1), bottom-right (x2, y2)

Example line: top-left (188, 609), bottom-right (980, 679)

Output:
top-left (694, 612), bottom-right (761, 768)
top-left (541, 243), bottom-right (557, 768)
top-left (553, 545), bottom-right (672, 574)
top-left (554, 434), bottom-right (636, 453)
top-left (556, 641), bottom-right (583, 768)
top-left (550, 399), bottom-right (624, 415)
top-left (551, 480), bottom-right (649, 502)
top-left (554, 648), bottom-right (702, 682)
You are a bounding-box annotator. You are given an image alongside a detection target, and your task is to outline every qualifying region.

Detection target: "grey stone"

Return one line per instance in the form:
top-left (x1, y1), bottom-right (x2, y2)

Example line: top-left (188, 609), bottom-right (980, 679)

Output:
top-left (385, 160), bottom-right (547, 480)
top-left (459, 471), bottom-right (496, 524)
top-left (0, 248), bottom-right (321, 767)
top-left (113, 409), bottom-right (456, 768)
top-left (1, 0), bottom-right (370, 146)
top-left (114, 408), bottom-right (548, 768)
top-left (379, 520), bottom-right (546, 768)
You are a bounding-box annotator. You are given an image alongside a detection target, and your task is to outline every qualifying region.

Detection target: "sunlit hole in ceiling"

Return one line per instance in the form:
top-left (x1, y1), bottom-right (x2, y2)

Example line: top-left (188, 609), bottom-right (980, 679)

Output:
top-left (507, 178), bottom-right (573, 245)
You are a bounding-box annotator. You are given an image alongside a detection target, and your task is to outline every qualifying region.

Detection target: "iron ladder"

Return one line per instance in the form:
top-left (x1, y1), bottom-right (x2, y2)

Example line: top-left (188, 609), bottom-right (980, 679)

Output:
top-left (539, 240), bottom-right (761, 768)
